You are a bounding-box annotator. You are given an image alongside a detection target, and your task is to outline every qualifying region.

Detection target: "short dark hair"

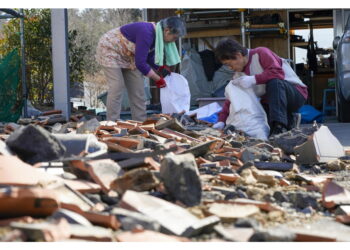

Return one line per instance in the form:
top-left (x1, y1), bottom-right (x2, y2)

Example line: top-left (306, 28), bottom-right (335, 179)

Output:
top-left (215, 38), bottom-right (248, 61)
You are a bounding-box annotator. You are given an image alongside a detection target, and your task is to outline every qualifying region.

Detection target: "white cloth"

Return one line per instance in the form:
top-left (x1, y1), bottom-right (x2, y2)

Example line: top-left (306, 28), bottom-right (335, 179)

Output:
top-left (248, 53), bottom-right (307, 97)
top-left (232, 75), bottom-right (256, 89)
top-left (213, 121), bottom-right (225, 130)
top-left (225, 81), bottom-right (270, 140)
top-left (160, 73), bottom-right (191, 114)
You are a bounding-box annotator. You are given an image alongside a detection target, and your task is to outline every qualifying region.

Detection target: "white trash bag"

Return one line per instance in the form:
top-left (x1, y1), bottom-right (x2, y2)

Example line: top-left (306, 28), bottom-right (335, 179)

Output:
top-left (225, 81), bottom-right (270, 140)
top-left (160, 73), bottom-right (191, 114)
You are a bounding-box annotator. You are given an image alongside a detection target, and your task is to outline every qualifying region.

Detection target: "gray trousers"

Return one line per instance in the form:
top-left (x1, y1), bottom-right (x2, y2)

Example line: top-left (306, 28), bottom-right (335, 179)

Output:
top-left (103, 67), bottom-right (146, 122)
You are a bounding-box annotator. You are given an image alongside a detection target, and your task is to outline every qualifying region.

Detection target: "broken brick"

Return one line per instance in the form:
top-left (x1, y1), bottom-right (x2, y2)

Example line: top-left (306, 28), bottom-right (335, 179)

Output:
top-left (111, 167), bottom-right (159, 195)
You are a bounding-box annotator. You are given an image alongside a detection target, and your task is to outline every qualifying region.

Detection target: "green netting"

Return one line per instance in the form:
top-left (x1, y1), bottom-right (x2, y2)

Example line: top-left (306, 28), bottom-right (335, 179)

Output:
top-left (0, 49), bottom-right (23, 122)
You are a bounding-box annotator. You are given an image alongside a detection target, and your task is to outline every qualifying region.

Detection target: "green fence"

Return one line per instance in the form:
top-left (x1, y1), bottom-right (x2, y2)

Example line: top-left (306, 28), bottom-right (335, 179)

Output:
top-left (0, 49), bottom-right (23, 122)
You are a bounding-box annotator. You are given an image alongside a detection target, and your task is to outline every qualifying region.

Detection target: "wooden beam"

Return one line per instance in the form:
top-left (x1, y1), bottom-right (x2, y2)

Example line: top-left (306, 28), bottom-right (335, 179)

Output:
top-left (185, 28), bottom-right (241, 38)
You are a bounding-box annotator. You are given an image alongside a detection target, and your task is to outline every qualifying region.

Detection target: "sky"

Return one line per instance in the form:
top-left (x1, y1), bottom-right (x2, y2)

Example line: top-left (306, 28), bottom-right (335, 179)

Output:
top-left (294, 28), bottom-right (334, 64)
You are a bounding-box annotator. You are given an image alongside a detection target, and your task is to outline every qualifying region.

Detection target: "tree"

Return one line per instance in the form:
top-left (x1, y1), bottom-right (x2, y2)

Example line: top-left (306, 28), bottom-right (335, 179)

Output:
top-left (67, 8), bottom-right (142, 110)
top-left (0, 9), bottom-right (87, 106)
top-left (68, 8), bottom-right (142, 75)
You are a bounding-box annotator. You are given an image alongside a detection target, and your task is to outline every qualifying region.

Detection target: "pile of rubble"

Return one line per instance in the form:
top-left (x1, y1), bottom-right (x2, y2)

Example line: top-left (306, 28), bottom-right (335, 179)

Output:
top-left (1, 112), bottom-right (350, 242)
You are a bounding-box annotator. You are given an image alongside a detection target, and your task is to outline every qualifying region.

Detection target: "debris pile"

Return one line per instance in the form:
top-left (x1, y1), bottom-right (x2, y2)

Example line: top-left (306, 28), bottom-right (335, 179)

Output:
top-left (1, 113), bottom-right (350, 242)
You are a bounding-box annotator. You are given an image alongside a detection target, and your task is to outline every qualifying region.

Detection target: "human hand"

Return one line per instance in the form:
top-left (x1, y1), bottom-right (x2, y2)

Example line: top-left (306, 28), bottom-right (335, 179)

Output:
top-left (213, 121), bottom-right (225, 129)
top-left (232, 75), bottom-right (256, 88)
top-left (155, 77), bottom-right (167, 88)
top-left (158, 65), bottom-right (171, 78)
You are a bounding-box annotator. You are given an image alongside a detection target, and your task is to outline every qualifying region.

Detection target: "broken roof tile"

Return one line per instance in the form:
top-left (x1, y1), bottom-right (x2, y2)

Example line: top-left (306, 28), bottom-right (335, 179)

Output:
top-left (322, 180), bottom-right (350, 209)
top-left (116, 229), bottom-right (189, 242)
top-left (86, 159), bottom-right (123, 193)
top-left (0, 186), bottom-right (60, 218)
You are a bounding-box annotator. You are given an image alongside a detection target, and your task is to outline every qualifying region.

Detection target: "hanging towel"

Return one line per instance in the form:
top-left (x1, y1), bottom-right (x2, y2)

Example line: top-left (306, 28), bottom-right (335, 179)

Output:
top-left (155, 22), bottom-right (181, 66)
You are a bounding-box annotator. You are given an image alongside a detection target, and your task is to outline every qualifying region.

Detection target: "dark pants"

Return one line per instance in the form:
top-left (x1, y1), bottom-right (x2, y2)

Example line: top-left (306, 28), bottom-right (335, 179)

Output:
top-left (263, 79), bottom-right (306, 129)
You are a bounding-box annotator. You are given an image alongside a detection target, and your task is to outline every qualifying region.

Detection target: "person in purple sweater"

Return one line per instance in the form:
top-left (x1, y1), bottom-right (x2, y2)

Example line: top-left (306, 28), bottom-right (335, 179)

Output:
top-left (213, 38), bottom-right (308, 137)
top-left (96, 16), bottom-right (186, 121)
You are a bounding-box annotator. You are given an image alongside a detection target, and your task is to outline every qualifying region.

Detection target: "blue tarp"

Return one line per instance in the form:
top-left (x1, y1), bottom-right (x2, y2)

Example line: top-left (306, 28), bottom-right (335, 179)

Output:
top-left (299, 105), bottom-right (323, 123)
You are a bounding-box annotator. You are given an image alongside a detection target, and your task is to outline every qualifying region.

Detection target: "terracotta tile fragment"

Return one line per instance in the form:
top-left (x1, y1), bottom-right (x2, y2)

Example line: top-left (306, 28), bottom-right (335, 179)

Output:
top-left (63, 179), bottom-right (101, 193)
top-left (139, 123), bottom-right (155, 131)
top-left (10, 218), bottom-right (71, 242)
top-left (116, 230), bottom-right (189, 242)
top-left (208, 203), bottom-right (260, 222)
top-left (150, 128), bottom-right (174, 139)
top-left (104, 141), bottom-right (134, 153)
top-left (336, 215), bottom-right (350, 225)
top-left (0, 155), bottom-right (61, 187)
top-left (0, 216), bottom-right (34, 227)
top-left (128, 126), bottom-right (149, 137)
top-left (297, 174), bottom-right (335, 185)
top-left (0, 186), bottom-right (60, 218)
top-left (295, 233), bottom-right (336, 242)
top-left (219, 173), bottom-right (240, 183)
top-left (86, 159), bottom-right (123, 193)
top-left (111, 167), bottom-right (159, 195)
top-left (279, 178), bottom-right (291, 186)
top-left (322, 180), bottom-right (350, 209)
top-left (207, 199), bottom-right (283, 212)
top-left (116, 121), bottom-right (137, 130)
top-left (102, 137), bottom-right (141, 149)
top-left (60, 203), bottom-right (120, 230)
top-left (162, 128), bottom-right (200, 142)
top-left (69, 224), bottom-right (115, 241)
top-left (119, 190), bottom-right (199, 236)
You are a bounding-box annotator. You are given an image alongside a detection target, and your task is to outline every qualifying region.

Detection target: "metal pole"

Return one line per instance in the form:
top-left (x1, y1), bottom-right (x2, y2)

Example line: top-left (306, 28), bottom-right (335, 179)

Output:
top-left (19, 8), bottom-right (28, 118)
top-left (141, 8), bottom-right (147, 22)
top-left (177, 9), bottom-right (182, 62)
top-left (240, 11), bottom-right (246, 47)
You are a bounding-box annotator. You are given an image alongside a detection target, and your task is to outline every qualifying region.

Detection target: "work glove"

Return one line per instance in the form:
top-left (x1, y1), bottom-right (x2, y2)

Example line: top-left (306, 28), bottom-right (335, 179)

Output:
top-left (155, 78), bottom-right (167, 88)
top-left (158, 65), bottom-right (171, 78)
top-left (212, 121), bottom-right (225, 130)
top-left (232, 75), bottom-right (256, 89)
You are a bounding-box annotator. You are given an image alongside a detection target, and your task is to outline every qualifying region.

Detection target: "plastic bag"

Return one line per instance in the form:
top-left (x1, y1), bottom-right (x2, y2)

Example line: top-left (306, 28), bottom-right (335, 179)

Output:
top-left (160, 73), bottom-right (191, 114)
top-left (225, 81), bottom-right (270, 140)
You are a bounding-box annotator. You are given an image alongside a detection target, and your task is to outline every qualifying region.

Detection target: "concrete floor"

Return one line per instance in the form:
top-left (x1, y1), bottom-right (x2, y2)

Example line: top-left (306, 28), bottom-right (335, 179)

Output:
top-left (301, 116), bottom-right (350, 150)
top-left (325, 122), bottom-right (350, 149)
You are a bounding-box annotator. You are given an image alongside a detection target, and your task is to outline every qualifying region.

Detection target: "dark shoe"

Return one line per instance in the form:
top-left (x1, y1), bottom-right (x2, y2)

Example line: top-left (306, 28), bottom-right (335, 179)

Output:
top-left (269, 122), bottom-right (288, 137)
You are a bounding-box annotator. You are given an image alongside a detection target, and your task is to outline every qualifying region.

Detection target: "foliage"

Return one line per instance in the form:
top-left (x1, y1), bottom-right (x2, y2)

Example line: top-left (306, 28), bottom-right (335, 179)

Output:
top-left (0, 9), bottom-right (87, 106)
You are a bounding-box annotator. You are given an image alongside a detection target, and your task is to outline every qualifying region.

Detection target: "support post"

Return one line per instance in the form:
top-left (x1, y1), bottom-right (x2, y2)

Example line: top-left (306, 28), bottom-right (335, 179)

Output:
top-left (51, 8), bottom-right (70, 120)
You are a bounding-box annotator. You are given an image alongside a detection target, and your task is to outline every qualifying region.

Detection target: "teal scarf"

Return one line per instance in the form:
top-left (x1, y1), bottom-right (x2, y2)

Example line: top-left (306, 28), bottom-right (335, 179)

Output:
top-left (155, 22), bottom-right (181, 66)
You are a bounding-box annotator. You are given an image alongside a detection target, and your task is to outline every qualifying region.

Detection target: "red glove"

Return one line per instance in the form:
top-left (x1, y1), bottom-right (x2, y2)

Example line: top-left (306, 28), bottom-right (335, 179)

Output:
top-left (155, 78), bottom-right (166, 88)
top-left (158, 65), bottom-right (171, 77)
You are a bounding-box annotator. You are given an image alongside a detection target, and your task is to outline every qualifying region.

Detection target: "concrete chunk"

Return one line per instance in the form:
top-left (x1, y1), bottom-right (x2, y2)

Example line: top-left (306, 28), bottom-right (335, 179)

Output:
top-left (6, 124), bottom-right (66, 164)
top-left (160, 152), bottom-right (202, 207)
